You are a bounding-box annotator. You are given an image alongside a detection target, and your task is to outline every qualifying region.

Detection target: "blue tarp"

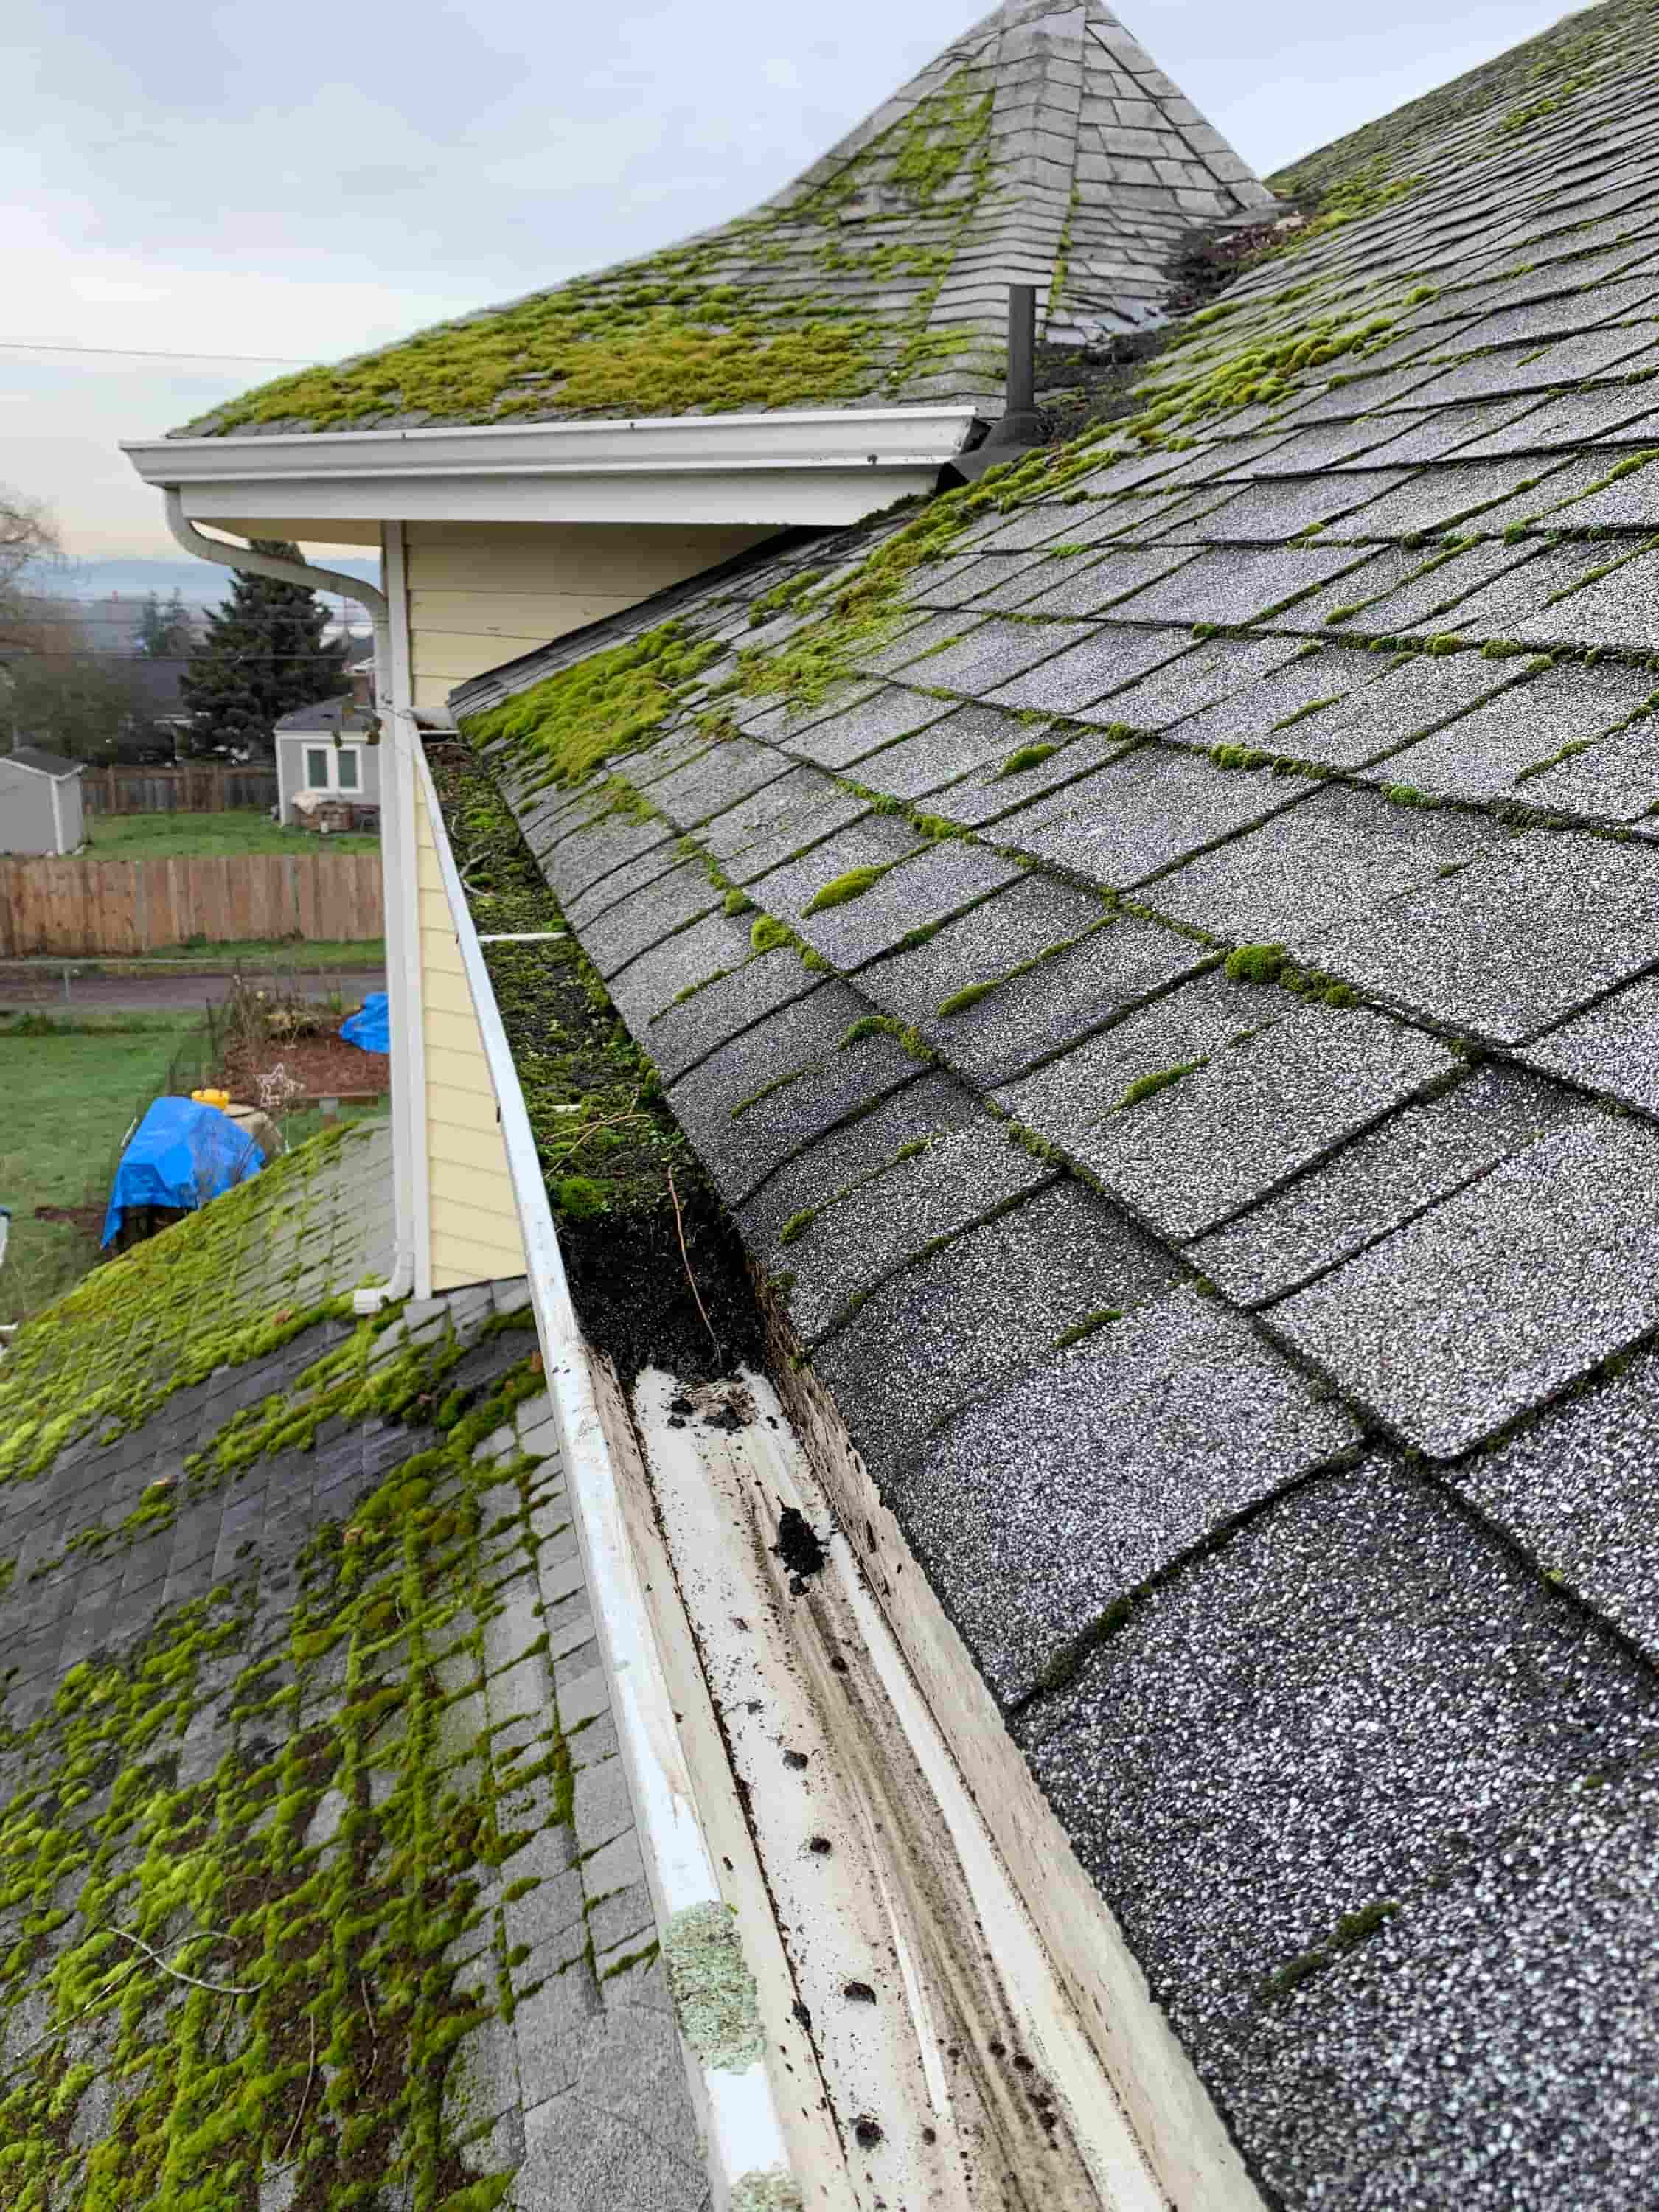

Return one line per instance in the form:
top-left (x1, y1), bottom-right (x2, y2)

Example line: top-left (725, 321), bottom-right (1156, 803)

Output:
top-left (341, 992), bottom-right (390, 1054)
top-left (101, 1097), bottom-right (263, 1247)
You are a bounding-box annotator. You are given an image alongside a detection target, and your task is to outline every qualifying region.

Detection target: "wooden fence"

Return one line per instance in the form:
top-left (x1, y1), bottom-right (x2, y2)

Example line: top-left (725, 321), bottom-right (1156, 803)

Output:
top-left (0, 853), bottom-right (383, 955)
top-left (81, 764), bottom-right (279, 815)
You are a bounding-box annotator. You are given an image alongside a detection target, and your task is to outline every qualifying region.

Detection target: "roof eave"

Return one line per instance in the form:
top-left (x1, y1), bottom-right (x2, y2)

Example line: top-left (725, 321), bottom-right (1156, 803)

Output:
top-left (122, 405), bottom-right (985, 532)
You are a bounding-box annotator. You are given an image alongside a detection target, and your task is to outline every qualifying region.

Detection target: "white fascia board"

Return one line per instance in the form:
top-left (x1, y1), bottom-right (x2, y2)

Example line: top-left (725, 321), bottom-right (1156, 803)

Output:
top-left (122, 406), bottom-right (980, 529)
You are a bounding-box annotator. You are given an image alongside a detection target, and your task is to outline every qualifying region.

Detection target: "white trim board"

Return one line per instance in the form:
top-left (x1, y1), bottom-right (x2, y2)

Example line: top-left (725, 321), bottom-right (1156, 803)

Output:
top-left (122, 406), bottom-right (981, 529)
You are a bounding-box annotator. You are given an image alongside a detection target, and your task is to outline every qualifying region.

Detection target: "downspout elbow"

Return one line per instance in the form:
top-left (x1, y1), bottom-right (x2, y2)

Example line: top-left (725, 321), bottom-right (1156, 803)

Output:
top-left (163, 489), bottom-right (389, 628)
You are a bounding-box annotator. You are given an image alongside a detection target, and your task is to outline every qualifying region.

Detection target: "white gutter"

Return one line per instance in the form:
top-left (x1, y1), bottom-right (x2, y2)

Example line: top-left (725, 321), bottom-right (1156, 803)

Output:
top-left (414, 745), bottom-right (800, 2206)
top-left (161, 492), bottom-right (420, 1310)
top-left (125, 406), bottom-right (982, 530)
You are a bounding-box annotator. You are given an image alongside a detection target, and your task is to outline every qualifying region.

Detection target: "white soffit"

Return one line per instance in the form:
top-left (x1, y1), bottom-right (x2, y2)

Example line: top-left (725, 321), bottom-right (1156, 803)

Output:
top-left (122, 406), bottom-right (981, 529)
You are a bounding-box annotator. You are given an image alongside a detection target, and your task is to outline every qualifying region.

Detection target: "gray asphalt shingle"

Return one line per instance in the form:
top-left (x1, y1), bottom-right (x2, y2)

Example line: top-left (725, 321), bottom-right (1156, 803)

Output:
top-left (451, 15), bottom-right (1659, 2200)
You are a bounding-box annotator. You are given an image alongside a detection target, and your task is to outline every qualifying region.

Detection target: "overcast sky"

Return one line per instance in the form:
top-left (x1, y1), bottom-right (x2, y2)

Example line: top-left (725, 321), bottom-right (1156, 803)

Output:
top-left (3, 0), bottom-right (1571, 565)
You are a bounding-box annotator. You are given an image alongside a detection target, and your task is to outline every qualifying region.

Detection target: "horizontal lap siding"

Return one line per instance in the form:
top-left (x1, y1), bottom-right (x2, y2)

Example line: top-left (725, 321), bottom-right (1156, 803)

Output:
top-left (414, 775), bottom-right (526, 1290)
top-left (403, 520), bottom-right (776, 715)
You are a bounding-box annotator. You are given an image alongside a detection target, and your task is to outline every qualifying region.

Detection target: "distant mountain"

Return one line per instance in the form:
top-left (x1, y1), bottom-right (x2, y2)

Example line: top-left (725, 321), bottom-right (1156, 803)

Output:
top-left (38, 554), bottom-right (383, 606)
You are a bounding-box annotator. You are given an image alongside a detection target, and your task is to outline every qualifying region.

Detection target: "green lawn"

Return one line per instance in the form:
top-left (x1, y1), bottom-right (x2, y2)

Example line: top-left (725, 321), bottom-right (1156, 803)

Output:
top-left (2, 938), bottom-right (388, 973)
top-left (83, 810), bottom-right (380, 858)
top-left (0, 1019), bottom-right (389, 1324)
top-left (0, 1018), bottom-right (209, 1324)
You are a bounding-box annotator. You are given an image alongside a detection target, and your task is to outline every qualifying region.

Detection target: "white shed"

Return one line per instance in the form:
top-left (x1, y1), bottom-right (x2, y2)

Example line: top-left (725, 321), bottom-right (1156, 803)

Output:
top-left (272, 697), bottom-right (383, 826)
top-left (0, 747), bottom-right (86, 855)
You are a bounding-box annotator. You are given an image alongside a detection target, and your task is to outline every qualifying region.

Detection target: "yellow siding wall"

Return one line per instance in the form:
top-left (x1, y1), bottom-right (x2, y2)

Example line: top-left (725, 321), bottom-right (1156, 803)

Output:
top-left (414, 774), bottom-right (526, 1290)
top-left (403, 521), bottom-right (777, 714)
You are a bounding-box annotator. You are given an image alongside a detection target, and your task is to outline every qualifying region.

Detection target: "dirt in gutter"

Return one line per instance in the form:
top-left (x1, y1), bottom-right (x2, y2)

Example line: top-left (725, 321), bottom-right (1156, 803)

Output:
top-left (425, 739), bottom-right (765, 1387)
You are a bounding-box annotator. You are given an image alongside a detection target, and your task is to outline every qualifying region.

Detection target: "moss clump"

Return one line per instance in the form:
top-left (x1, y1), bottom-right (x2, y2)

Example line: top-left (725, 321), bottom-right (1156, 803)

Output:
top-left (936, 980), bottom-right (998, 1018)
top-left (747, 571), bottom-right (825, 629)
top-left (732, 2173), bottom-right (806, 2212)
top-left (1271, 695), bottom-right (1339, 734)
top-left (662, 1902), bottom-right (765, 2072)
top-left (840, 1015), bottom-right (932, 1061)
top-left (997, 742), bottom-right (1060, 778)
top-left (1116, 1060), bottom-right (1208, 1112)
top-left (1266, 1899), bottom-right (1401, 1999)
top-left (723, 888), bottom-right (754, 917)
top-left (1053, 1308), bottom-right (1123, 1352)
top-left (731, 1066), bottom-right (813, 1120)
top-left (801, 866), bottom-right (887, 915)
top-left (1225, 943), bottom-right (1287, 986)
top-left (459, 622), bottom-right (721, 794)
top-left (750, 914), bottom-right (798, 955)
top-left (777, 1210), bottom-right (816, 1248)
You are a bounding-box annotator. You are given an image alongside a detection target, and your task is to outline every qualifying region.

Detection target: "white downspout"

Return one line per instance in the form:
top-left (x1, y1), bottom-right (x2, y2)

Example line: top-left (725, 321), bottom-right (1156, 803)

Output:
top-left (162, 490), bottom-right (419, 1308)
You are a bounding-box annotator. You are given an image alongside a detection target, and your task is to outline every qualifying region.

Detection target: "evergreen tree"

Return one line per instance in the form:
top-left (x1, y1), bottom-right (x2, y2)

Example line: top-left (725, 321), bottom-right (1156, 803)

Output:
top-left (136, 588), bottom-right (196, 656)
top-left (180, 543), bottom-right (347, 754)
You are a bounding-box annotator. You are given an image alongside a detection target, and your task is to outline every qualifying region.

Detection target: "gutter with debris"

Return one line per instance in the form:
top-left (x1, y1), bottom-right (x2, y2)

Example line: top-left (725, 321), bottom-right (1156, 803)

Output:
top-left (415, 751), bottom-right (1260, 2208)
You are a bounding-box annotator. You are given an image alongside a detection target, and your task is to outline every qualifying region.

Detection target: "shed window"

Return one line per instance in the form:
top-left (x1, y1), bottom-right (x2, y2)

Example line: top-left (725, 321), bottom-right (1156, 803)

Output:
top-left (304, 746), bottom-right (331, 790)
top-left (336, 747), bottom-right (361, 792)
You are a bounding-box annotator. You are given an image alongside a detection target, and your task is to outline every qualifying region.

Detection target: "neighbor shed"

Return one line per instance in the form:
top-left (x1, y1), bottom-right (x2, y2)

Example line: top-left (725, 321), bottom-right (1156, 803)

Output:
top-left (272, 696), bottom-right (382, 824)
top-left (0, 747), bottom-right (86, 855)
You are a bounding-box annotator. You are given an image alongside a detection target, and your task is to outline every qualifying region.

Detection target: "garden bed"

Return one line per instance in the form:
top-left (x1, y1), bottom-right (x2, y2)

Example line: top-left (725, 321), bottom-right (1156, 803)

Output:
top-left (217, 1032), bottom-right (389, 1105)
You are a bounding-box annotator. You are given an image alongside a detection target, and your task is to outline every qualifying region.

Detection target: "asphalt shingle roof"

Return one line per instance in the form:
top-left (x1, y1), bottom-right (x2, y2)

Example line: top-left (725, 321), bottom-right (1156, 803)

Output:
top-left (1, 745), bottom-right (83, 780)
top-left (175, 0), bottom-right (1272, 438)
top-left (0, 1123), bottom-right (703, 2207)
top-left (450, 4), bottom-right (1659, 2197)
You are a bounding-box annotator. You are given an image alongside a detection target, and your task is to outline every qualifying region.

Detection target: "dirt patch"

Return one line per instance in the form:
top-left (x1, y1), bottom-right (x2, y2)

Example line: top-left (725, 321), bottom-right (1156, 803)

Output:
top-left (558, 1169), bottom-right (765, 1385)
top-left (218, 1035), bottom-right (389, 1103)
top-left (1034, 210), bottom-right (1307, 448)
top-left (32, 1203), bottom-right (105, 1233)
top-left (774, 1506), bottom-right (828, 1585)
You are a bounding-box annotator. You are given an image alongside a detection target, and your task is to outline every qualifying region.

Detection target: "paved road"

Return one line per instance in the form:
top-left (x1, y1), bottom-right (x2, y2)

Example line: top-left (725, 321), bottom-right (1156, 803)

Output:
top-left (0, 967), bottom-right (385, 1013)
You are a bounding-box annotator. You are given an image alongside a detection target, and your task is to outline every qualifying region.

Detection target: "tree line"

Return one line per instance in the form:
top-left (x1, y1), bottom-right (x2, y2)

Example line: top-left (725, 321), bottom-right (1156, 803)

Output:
top-left (1, 489), bottom-right (355, 764)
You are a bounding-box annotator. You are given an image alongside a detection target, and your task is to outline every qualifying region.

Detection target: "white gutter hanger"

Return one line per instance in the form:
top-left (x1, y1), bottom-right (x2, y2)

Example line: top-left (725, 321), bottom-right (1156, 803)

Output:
top-left (122, 406), bottom-right (982, 531)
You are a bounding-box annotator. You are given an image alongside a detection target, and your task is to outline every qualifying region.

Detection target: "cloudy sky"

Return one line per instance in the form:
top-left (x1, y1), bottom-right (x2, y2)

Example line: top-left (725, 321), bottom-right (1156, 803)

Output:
top-left (4, 0), bottom-right (1568, 565)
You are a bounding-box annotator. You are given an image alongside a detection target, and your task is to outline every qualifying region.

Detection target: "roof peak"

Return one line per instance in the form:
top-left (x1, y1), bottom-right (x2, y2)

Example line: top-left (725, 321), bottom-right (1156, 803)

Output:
top-left (177, 4), bottom-right (1272, 439)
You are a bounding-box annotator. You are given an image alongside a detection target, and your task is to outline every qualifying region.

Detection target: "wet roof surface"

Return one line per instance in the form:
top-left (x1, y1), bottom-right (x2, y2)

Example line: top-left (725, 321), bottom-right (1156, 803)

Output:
top-left (456, 2), bottom-right (1659, 2202)
top-left (0, 1127), bottom-right (700, 2208)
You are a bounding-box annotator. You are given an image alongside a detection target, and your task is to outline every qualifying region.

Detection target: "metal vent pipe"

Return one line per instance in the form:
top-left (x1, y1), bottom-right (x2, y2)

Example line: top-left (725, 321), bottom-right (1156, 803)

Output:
top-left (939, 282), bottom-right (1045, 484)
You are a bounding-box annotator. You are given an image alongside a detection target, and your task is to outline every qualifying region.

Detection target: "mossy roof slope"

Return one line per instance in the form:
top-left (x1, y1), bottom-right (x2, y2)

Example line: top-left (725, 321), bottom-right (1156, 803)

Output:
top-left (176, 0), bottom-right (1270, 440)
top-left (452, 2), bottom-right (1659, 2200)
top-left (0, 1122), bottom-right (700, 2208)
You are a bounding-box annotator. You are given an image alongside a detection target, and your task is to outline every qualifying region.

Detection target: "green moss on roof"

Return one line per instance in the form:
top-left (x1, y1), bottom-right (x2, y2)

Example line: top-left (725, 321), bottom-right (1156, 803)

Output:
top-left (183, 73), bottom-right (1000, 437)
top-left (0, 1120), bottom-right (375, 1491)
top-left (0, 1325), bottom-right (555, 2207)
top-left (459, 622), bottom-right (722, 796)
